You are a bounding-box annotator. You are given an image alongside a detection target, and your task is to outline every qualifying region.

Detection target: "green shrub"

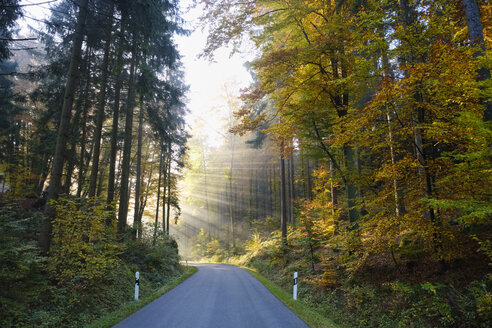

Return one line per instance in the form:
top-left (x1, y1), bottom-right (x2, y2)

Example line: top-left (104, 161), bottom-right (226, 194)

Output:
top-left (122, 233), bottom-right (182, 284)
top-left (0, 204), bottom-right (47, 327)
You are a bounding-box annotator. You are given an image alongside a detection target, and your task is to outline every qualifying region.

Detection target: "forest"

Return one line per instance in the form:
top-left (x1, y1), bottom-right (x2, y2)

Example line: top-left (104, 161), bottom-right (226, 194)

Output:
top-left (1, 0), bottom-right (188, 326)
top-left (0, 0), bottom-right (491, 327)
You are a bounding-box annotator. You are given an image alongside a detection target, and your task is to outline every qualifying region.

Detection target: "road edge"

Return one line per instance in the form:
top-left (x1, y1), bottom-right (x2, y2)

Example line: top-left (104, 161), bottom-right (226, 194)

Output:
top-left (86, 265), bottom-right (198, 328)
top-left (240, 266), bottom-right (340, 328)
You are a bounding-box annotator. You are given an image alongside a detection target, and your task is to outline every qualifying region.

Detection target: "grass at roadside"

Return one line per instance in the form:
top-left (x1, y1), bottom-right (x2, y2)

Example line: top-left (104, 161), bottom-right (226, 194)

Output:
top-left (86, 266), bottom-right (197, 328)
top-left (242, 267), bottom-right (341, 328)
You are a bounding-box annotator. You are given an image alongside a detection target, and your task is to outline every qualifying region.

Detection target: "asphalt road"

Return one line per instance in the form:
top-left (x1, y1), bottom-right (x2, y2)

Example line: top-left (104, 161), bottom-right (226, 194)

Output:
top-left (114, 263), bottom-right (309, 328)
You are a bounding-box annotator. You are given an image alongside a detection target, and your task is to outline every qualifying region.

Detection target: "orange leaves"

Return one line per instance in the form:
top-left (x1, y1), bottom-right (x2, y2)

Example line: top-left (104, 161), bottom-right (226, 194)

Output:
top-left (240, 86), bottom-right (265, 103)
top-left (296, 165), bottom-right (337, 241)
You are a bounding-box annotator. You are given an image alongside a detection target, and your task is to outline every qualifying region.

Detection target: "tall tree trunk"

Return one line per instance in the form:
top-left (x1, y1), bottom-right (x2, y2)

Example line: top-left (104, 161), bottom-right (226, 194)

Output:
top-left (387, 106), bottom-right (406, 217)
top-left (228, 136), bottom-right (235, 249)
top-left (166, 143), bottom-right (172, 234)
top-left (76, 49), bottom-right (93, 197)
top-left (343, 145), bottom-right (359, 226)
top-left (234, 184), bottom-right (240, 228)
top-left (306, 158), bottom-right (312, 200)
top-left (262, 167), bottom-right (267, 218)
top-left (388, 125), bottom-right (405, 216)
top-left (201, 141), bottom-right (210, 235)
top-left (35, 154), bottom-right (51, 195)
top-left (463, 0), bottom-right (487, 52)
top-left (330, 159), bottom-right (339, 231)
top-left (117, 31), bottom-right (138, 235)
top-left (258, 168), bottom-right (262, 219)
top-left (271, 166), bottom-right (281, 219)
top-left (285, 156), bottom-right (291, 224)
top-left (96, 149), bottom-right (107, 197)
top-left (268, 166), bottom-right (275, 217)
top-left (153, 145), bottom-right (163, 243)
top-left (88, 3), bottom-right (114, 197)
top-left (463, 0), bottom-right (491, 121)
top-left (341, 59), bottom-right (359, 226)
top-left (249, 169), bottom-right (254, 222)
top-left (270, 166), bottom-right (275, 217)
top-left (355, 148), bottom-right (367, 217)
top-left (288, 154), bottom-right (295, 225)
top-left (81, 137), bottom-right (95, 198)
top-left (138, 160), bottom-right (153, 222)
top-left (228, 176), bottom-right (234, 248)
top-left (162, 148), bottom-right (168, 233)
top-left (265, 167), bottom-right (270, 217)
top-left (329, 50), bottom-right (360, 227)
top-left (133, 95), bottom-right (144, 239)
top-left (280, 142), bottom-right (288, 245)
top-left (62, 73), bottom-right (85, 194)
top-left (106, 13), bottom-right (126, 207)
top-left (40, 0), bottom-right (89, 253)
top-left (381, 45), bottom-right (406, 217)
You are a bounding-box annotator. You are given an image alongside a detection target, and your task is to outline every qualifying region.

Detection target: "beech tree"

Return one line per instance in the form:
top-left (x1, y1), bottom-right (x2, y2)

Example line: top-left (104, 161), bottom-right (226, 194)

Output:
top-left (197, 0), bottom-right (491, 267)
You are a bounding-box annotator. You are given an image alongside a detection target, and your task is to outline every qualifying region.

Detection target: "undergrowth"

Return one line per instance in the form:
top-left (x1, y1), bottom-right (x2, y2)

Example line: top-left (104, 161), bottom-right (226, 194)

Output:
top-left (0, 199), bottom-right (183, 328)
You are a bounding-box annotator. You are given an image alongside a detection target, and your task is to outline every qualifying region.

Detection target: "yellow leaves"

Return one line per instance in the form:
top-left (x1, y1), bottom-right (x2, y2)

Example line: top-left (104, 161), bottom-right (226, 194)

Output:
top-left (48, 197), bottom-right (119, 285)
top-left (319, 268), bottom-right (337, 288)
top-left (0, 164), bottom-right (37, 200)
top-left (250, 0), bottom-right (360, 127)
top-left (245, 232), bottom-right (263, 253)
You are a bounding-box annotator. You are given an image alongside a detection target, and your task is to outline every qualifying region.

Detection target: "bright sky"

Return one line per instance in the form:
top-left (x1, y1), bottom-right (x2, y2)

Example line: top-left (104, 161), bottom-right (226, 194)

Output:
top-left (176, 0), bottom-right (254, 148)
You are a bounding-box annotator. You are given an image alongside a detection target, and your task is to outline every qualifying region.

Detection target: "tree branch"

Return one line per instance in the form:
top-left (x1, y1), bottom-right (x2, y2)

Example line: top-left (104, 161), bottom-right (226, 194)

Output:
top-left (10, 47), bottom-right (38, 51)
top-left (295, 18), bottom-right (311, 45)
top-left (14, 1), bottom-right (58, 7)
top-left (256, 8), bottom-right (287, 18)
top-left (0, 71), bottom-right (35, 76)
top-left (0, 37), bottom-right (37, 41)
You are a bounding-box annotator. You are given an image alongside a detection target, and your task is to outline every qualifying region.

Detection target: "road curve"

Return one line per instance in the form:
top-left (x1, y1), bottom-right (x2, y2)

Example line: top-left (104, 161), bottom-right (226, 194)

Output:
top-left (114, 263), bottom-right (309, 328)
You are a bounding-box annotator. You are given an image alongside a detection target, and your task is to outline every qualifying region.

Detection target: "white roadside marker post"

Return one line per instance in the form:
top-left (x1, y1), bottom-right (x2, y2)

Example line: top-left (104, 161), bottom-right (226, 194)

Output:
top-left (293, 272), bottom-right (298, 300)
top-left (135, 271), bottom-right (140, 301)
